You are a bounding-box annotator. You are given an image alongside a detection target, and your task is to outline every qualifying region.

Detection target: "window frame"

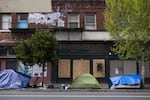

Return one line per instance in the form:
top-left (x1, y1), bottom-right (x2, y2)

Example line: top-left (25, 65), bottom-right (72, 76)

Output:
top-left (0, 46), bottom-right (15, 56)
top-left (68, 12), bottom-right (80, 28)
top-left (17, 13), bottom-right (28, 28)
top-left (1, 14), bottom-right (12, 30)
top-left (18, 13), bottom-right (28, 20)
top-left (84, 13), bottom-right (97, 30)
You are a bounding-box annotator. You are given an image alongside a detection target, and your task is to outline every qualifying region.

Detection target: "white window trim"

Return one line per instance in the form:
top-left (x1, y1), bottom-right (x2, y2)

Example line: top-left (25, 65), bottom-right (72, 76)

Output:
top-left (0, 30), bottom-right (11, 32)
top-left (1, 14), bottom-right (12, 30)
top-left (68, 13), bottom-right (80, 28)
top-left (85, 13), bottom-right (97, 30)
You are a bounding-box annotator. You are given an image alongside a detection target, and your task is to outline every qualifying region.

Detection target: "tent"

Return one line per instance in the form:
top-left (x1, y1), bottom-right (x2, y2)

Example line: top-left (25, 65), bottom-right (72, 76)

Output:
top-left (0, 69), bottom-right (30, 89)
top-left (70, 73), bottom-right (101, 89)
top-left (109, 74), bottom-right (142, 89)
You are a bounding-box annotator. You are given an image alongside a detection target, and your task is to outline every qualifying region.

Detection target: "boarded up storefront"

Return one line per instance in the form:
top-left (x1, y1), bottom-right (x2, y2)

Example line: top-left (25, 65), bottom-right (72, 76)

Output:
top-left (73, 59), bottom-right (90, 80)
top-left (58, 59), bottom-right (71, 78)
top-left (55, 41), bottom-right (110, 83)
top-left (93, 59), bottom-right (105, 78)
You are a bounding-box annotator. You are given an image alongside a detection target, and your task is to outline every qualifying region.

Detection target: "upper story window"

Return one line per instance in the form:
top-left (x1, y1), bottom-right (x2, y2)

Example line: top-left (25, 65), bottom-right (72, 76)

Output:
top-left (17, 13), bottom-right (28, 28)
top-left (1, 14), bottom-right (12, 30)
top-left (68, 13), bottom-right (80, 28)
top-left (0, 46), bottom-right (15, 56)
top-left (85, 13), bottom-right (96, 30)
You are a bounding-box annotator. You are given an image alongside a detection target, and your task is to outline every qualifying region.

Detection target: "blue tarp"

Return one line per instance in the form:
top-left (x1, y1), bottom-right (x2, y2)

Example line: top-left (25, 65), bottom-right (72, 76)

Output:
top-left (109, 74), bottom-right (142, 87)
top-left (0, 69), bottom-right (30, 89)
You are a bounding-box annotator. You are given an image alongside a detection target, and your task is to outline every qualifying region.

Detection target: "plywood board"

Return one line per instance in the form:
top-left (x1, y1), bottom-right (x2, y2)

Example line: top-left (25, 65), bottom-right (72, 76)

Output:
top-left (73, 59), bottom-right (90, 80)
top-left (58, 59), bottom-right (70, 78)
top-left (93, 59), bottom-right (105, 78)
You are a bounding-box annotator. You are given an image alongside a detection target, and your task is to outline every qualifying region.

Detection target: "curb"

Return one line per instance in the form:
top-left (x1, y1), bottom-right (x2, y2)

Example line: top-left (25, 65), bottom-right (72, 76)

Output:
top-left (12, 88), bottom-right (150, 92)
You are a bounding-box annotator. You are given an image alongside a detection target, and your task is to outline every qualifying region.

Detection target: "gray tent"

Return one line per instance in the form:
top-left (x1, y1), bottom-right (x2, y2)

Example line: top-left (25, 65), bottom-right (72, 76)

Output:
top-left (70, 73), bottom-right (101, 89)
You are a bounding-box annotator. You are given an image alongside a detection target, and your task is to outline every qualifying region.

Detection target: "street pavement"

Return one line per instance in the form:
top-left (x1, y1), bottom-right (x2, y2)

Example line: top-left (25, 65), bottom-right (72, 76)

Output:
top-left (0, 90), bottom-right (150, 100)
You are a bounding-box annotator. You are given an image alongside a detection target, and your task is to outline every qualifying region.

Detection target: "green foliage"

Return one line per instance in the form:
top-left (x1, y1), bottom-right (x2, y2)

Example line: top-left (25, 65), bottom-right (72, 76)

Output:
top-left (14, 40), bottom-right (34, 65)
top-left (14, 29), bottom-right (58, 66)
top-left (105, 0), bottom-right (150, 61)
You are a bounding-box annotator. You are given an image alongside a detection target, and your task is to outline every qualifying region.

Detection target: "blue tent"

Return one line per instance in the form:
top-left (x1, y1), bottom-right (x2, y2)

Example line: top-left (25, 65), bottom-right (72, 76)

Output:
top-left (0, 69), bottom-right (30, 89)
top-left (109, 74), bottom-right (142, 88)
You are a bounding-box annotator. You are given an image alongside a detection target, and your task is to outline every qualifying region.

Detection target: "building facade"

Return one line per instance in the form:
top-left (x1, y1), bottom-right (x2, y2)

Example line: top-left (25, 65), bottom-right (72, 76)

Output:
top-left (0, 0), bottom-right (150, 85)
top-left (0, 0), bottom-right (53, 85)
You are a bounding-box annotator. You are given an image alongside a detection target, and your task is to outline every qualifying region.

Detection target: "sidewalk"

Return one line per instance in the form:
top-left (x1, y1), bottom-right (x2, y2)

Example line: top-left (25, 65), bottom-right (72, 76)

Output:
top-left (22, 87), bottom-right (150, 93)
top-left (1, 83), bottom-right (150, 92)
top-left (21, 83), bottom-right (150, 92)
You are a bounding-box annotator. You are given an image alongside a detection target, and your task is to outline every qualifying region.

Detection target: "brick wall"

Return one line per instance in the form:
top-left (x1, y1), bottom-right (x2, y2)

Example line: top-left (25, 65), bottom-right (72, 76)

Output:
top-left (52, 0), bottom-right (105, 30)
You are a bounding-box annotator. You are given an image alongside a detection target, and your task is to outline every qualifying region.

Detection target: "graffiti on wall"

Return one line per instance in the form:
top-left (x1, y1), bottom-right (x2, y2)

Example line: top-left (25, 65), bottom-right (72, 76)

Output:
top-left (28, 12), bottom-right (64, 27)
top-left (18, 61), bottom-right (47, 77)
top-left (93, 59), bottom-right (105, 78)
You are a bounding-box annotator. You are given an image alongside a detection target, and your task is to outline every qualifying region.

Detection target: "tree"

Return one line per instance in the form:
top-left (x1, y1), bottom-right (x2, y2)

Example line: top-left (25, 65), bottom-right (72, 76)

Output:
top-left (15, 29), bottom-right (58, 86)
top-left (104, 0), bottom-right (150, 87)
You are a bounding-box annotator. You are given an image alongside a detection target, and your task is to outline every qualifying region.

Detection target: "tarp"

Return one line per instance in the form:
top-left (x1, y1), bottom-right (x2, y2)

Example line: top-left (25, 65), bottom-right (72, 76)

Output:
top-left (0, 69), bottom-right (30, 89)
top-left (109, 74), bottom-right (142, 88)
top-left (70, 73), bottom-right (101, 89)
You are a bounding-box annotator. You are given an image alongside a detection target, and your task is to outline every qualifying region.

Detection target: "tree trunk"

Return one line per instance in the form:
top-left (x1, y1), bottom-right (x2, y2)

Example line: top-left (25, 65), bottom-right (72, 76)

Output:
top-left (141, 54), bottom-right (145, 88)
top-left (42, 63), bottom-right (45, 87)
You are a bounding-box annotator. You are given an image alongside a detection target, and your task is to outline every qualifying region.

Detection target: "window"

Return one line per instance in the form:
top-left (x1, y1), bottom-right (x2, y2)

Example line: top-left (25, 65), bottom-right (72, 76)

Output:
top-left (7, 46), bottom-right (15, 56)
top-left (1, 14), bottom-right (12, 30)
top-left (0, 46), bottom-right (15, 56)
top-left (17, 14), bottom-right (28, 28)
top-left (0, 46), bottom-right (7, 56)
top-left (68, 13), bottom-right (80, 28)
top-left (85, 13), bottom-right (96, 30)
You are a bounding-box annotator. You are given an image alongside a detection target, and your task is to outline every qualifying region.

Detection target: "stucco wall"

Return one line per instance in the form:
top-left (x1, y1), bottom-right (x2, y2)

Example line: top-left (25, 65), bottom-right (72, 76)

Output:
top-left (0, 0), bottom-right (52, 12)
